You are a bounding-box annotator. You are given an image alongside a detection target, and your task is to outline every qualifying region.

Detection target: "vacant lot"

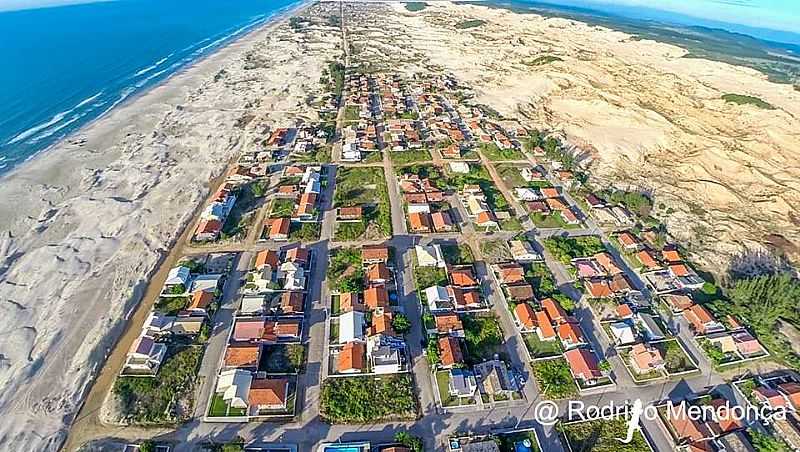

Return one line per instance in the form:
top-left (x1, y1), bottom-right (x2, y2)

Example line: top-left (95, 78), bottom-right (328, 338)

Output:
top-left (334, 167), bottom-right (391, 240)
top-left (320, 375), bottom-right (418, 423)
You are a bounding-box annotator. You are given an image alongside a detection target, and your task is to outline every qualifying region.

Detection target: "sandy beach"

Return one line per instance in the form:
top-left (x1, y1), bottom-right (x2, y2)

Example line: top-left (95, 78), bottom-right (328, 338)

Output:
top-left (0, 1), bottom-right (338, 449)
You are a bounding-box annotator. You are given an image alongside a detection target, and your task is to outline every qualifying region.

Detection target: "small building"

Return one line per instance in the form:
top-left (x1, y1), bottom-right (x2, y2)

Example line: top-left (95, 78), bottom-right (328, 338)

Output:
top-left (248, 378), bottom-right (289, 412)
top-left (514, 302), bottom-right (537, 332)
top-left (629, 343), bottom-right (665, 374)
top-left (338, 311), bottom-right (365, 344)
top-left (337, 341), bottom-right (366, 374)
top-left (415, 244), bottom-right (446, 268)
top-left (564, 348), bottom-right (603, 385)
top-left (439, 336), bottom-right (464, 368)
top-left (269, 218), bottom-right (290, 241)
top-left (509, 240), bottom-right (541, 262)
top-left (362, 244), bottom-right (389, 264)
top-left (216, 369), bottom-right (252, 410)
top-left (337, 206), bottom-right (363, 222)
top-left (449, 368), bottom-right (477, 397)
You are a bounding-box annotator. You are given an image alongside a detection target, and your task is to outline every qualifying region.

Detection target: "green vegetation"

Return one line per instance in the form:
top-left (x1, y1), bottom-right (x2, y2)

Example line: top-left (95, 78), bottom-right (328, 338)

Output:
top-left (327, 61), bottom-right (345, 98)
top-left (269, 198), bottom-right (295, 218)
top-left (480, 239), bottom-right (512, 264)
top-left (290, 146), bottom-right (331, 164)
top-left (327, 247), bottom-right (364, 292)
top-left (441, 243), bottom-right (475, 265)
top-left (260, 344), bottom-right (306, 373)
top-left (722, 93), bottom-right (775, 110)
top-left (362, 151), bottom-right (383, 163)
top-left (463, 315), bottom-right (504, 364)
top-left (480, 142), bottom-right (525, 161)
top-left (436, 369), bottom-right (474, 407)
top-left (498, 430), bottom-right (541, 452)
top-left (404, 2), bottom-right (426, 12)
top-left (390, 149), bottom-right (432, 165)
top-left (154, 296), bottom-right (187, 316)
top-left (446, 164), bottom-right (509, 211)
top-left (657, 339), bottom-right (698, 374)
top-left (456, 19), bottom-right (486, 29)
top-left (601, 189), bottom-right (654, 218)
top-left (335, 167), bottom-right (392, 238)
top-left (288, 222), bottom-right (320, 242)
top-left (749, 429), bottom-right (790, 452)
top-left (208, 393), bottom-right (247, 417)
top-left (526, 263), bottom-right (557, 298)
top-left (709, 273), bottom-right (800, 369)
top-left (523, 333), bottom-right (562, 359)
top-left (320, 375), bottom-right (418, 422)
top-left (525, 55), bottom-right (563, 66)
top-left (395, 431), bottom-right (424, 452)
top-left (334, 220), bottom-right (367, 241)
top-left (414, 265), bottom-right (448, 289)
top-left (532, 358), bottom-right (578, 399)
top-left (544, 235), bottom-right (606, 265)
top-left (560, 418), bottom-right (650, 452)
top-left (344, 105), bottom-right (361, 121)
top-left (114, 346), bottom-right (203, 424)
top-left (392, 313), bottom-right (412, 334)
top-left (427, 337), bottom-right (441, 366)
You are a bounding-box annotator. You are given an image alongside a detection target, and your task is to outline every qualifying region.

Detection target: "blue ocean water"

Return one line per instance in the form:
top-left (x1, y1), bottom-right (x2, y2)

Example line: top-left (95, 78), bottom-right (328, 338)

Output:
top-left (0, 0), bottom-right (297, 173)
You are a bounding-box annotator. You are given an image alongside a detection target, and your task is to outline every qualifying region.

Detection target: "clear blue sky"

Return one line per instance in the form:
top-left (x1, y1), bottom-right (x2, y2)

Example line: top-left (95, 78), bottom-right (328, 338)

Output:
top-left (551, 0), bottom-right (800, 34)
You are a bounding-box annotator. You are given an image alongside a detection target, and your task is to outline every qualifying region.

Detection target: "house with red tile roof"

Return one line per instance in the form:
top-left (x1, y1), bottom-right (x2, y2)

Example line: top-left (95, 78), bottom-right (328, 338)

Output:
top-left (364, 286), bottom-right (390, 311)
top-left (617, 232), bottom-right (641, 251)
top-left (224, 344), bottom-right (260, 369)
top-left (636, 249), bottom-right (661, 269)
top-left (541, 298), bottom-right (567, 323)
top-left (684, 304), bottom-right (724, 335)
top-left (514, 302), bottom-right (537, 332)
top-left (337, 341), bottom-right (366, 374)
top-left (248, 378), bottom-right (289, 412)
top-left (268, 218), bottom-right (290, 241)
top-left (366, 262), bottom-right (391, 286)
top-left (564, 348), bottom-right (602, 385)
top-left (409, 212), bottom-right (432, 233)
top-left (494, 263), bottom-right (526, 285)
top-left (630, 343), bottom-right (665, 374)
top-left (584, 279), bottom-right (614, 298)
top-left (439, 336), bottom-right (464, 368)
top-left (431, 211), bottom-right (455, 232)
top-left (558, 321), bottom-right (586, 349)
top-left (362, 245), bottom-right (389, 263)
top-left (450, 267), bottom-right (478, 288)
top-left (434, 313), bottom-right (464, 337)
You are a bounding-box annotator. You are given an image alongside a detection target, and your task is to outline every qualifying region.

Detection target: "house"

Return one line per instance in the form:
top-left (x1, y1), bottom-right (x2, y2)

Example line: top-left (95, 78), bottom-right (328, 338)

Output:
top-left (536, 310), bottom-right (556, 340)
top-left (123, 335), bottom-right (167, 375)
top-left (514, 302), bottom-right (537, 332)
top-left (778, 383), bottom-right (800, 410)
top-left (439, 336), bottom-right (464, 368)
top-left (415, 244), bottom-right (446, 268)
top-left (475, 359), bottom-right (515, 395)
top-left (521, 167), bottom-right (542, 182)
top-left (232, 318), bottom-right (265, 342)
top-left (609, 321), bottom-right (637, 345)
top-left (610, 273), bottom-right (633, 294)
top-left (434, 313), bottom-right (464, 337)
top-left (629, 343), bottom-right (665, 374)
top-left (506, 284), bottom-right (535, 302)
top-left (564, 348), bottom-right (603, 385)
top-left (269, 218), bottom-right (290, 241)
top-left (248, 378), bottom-right (289, 411)
top-left (164, 266), bottom-right (191, 293)
top-left (195, 218), bottom-right (223, 241)
top-left (515, 187), bottom-right (540, 202)
top-left (449, 286), bottom-right (482, 310)
top-left (663, 293), bottom-right (694, 312)
top-left (171, 317), bottom-right (203, 335)
top-left (708, 332), bottom-right (737, 354)
top-left (254, 250), bottom-right (279, 272)
top-left (475, 211), bottom-right (498, 230)
top-left (362, 244), bottom-right (389, 264)
top-left (540, 187), bottom-right (559, 198)
top-left (368, 334), bottom-right (404, 374)
top-left (594, 253), bottom-right (623, 275)
top-left (636, 249), bottom-right (661, 269)
top-left (240, 295), bottom-right (266, 316)
top-left (224, 344), bottom-right (260, 369)
top-left (448, 161), bottom-right (470, 173)
top-left (337, 341), bottom-right (366, 374)
top-left (663, 249), bottom-right (682, 263)
top-left (684, 304), bottom-right (725, 335)
top-left (449, 368), bottom-right (477, 397)
top-left (285, 245), bottom-right (309, 265)
top-left (364, 286), bottom-right (389, 310)
top-left (431, 211), bottom-right (455, 232)
top-left (495, 263), bottom-right (525, 285)
top-left (337, 206), bottom-right (363, 222)
top-left (584, 279), bottom-right (613, 298)
top-left (509, 240), bottom-right (541, 262)
top-left (425, 285), bottom-right (452, 311)
top-left (541, 298), bottom-right (567, 323)
top-left (409, 212), bottom-right (432, 233)
top-left (369, 312), bottom-right (395, 337)
top-left (339, 292), bottom-right (365, 313)
top-left (216, 369), bottom-right (252, 410)
top-left (558, 321), bottom-right (586, 349)
top-left (280, 291), bottom-right (304, 315)
top-left (754, 387), bottom-right (788, 409)
top-left (669, 409), bottom-right (715, 444)
top-left (366, 263), bottom-right (391, 286)
top-left (527, 201), bottom-right (550, 214)
top-left (338, 311), bottom-right (365, 343)
top-left (585, 193), bottom-right (605, 208)
top-left (732, 332), bottom-right (763, 357)
top-left (273, 319), bottom-right (301, 341)
top-left (617, 232), bottom-right (641, 251)
top-left (616, 303), bottom-right (634, 319)
top-left (186, 290), bottom-right (214, 314)
top-left (450, 267), bottom-right (478, 288)
top-left (560, 209), bottom-right (580, 225)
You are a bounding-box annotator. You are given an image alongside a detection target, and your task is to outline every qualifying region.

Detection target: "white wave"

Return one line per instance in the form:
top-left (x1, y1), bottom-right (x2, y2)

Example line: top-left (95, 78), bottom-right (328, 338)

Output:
top-left (193, 16), bottom-right (266, 56)
top-left (99, 86), bottom-right (136, 117)
top-left (5, 90), bottom-right (104, 145)
top-left (132, 53), bottom-right (173, 78)
top-left (28, 112), bottom-right (85, 143)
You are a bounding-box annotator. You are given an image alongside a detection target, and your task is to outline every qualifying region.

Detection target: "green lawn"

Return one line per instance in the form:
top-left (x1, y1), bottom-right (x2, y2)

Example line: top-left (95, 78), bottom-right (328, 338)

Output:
top-left (320, 375), bottom-right (418, 423)
top-left (334, 220), bottom-right (367, 241)
top-left (362, 151), bottom-right (383, 163)
top-left (334, 167), bottom-right (392, 238)
top-left (414, 265), bottom-right (448, 289)
top-left (290, 146), bottom-right (332, 164)
top-left (523, 333), bottom-right (562, 359)
top-left (480, 142), bottom-right (525, 161)
top-left (531, 358), bottom-right (578, 399)
top-left (208, 393), bottom-right (247, 417)
top-left (657, 339), bottom-right (699, 374)
top-left (544, 236), bottom-right (606, 265)
top-left (327, 247), bottom-right (363, 292)
top-left (154, 296), bottom-right (188, 316)
top-left (436, 370), bottom-right (473, 407)
top-left (289, 222), bottom-right (320, 241)
top-left (441, 243), bottom-right (475, 265)
top-left (390, 149), bottom-right (432, 165)
top-left (500, 216), bottom-right (524, 231)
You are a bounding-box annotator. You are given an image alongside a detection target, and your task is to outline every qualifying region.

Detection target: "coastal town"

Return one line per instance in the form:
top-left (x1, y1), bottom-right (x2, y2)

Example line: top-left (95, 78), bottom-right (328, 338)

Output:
top-left (62, 2), bottom-right (800, 452)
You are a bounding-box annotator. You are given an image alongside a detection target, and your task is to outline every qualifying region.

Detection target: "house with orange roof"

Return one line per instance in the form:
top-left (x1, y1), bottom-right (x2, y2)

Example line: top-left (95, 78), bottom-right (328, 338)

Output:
top-left (754, 386), bottom-right (789, 409)
top-left (268, 218), bottom-right (290, 241)
top-left (636, 249), bottom-right (660, 269)
top-left (408, 211), bottom-right (432, 233)
top-left (616, 303), bottom-right (634, 319)
top-left (362, 245), bottom-right (389, 263)
top-left (669, 409), bottom-right (715, 444)
top-left (584, 279), bottom-right (614, 298)
top-left (541, 298), bottom-right (567, 323)
top-left (564, 348), bottom-right (603, 385)
top-left (224, 344), bottom-right (260, 369)
top-left (778, 383), bottom-right (800, 410)
top-left (438, 336), bottom-right (464, 368)
top-left (514, 303), bottom-right (537, 332)
top-left (545, 197), bottom-right (569, 211)
top-left (279, 291), bottom-right (303, 315)
top-left (232, 318), bottom-right (265, 342)
top-left (254, 250), bottom-right (279, 272)
top-left (188, 290), bottom-right (215, 313)
top-left (494, 263), bottom-right (526, 285)
top-left (248, 378), bottom-right (289, 412)
top-left (284, 245), bottom-right (309, 265)
top-left (450, 267), bottom-right (479, 288)
top-left (684, 304), bottom-right (724, 335)
top-left (558, 321), bottom-right (586, 349)
top-left (434, 313), bottom-right (464, 337)
top-left (662, 248), bottom-right (682, 263)
top-left (669, 263), bottom-right (691, 278)
top-left (195, 218), bottom-right (223, 242)
top-left (475, 211), bottom-right (499, 230)
top-left (732, 331), bottom-right (764, 358)
top-left (337, 206), bottom-right (363, 222)
top-left (505, 284), bottom-right (535, 302)
top-left (337, 341), bottom-right (366, 374)
top-left (339, 292), bottom-right (365, 313)
top-left (663, 293), bottom-right (694, 312)
top-left (369, 312), bottom-right (395, 337)
top-left (560, 209), bottom-right (580, 225)
top-left (364, 286), bottom-right (389, 311)
top-left (594, 252), bottom-right (623, 275)
top-left (540, 187), bottom-right (560, 198)
top-left (629, 343), bottom-right (665, 374)
top-left (431, 211), bottom-right (455, 232)
top-left (448, 286), bottom-right (482, 310)
top-left (617, 232), bottom-right (642, 251)
top-left (707, 398), bottom-right (744, 435)
top-left (366, 262), bottom-right (391, 286)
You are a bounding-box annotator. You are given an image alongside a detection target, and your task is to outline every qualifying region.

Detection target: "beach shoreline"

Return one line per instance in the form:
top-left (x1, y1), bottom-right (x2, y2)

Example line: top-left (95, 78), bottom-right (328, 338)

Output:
top-left (0, 0), bottom-right (327, 449)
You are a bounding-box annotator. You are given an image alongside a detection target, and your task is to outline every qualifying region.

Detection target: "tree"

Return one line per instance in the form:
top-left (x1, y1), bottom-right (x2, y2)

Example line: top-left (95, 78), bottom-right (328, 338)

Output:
top-left (139, 441), bottom-right (155, 452)
top-left (598, 360), bottom-right (612, 372)
top-left (749, 429), bottom-right (789, 452)
top-left (392, 313), bottom-right (412, 334)
top-left (426, 338), bottom-right (440, 366)
top-left (394, 431), bottom-right (424, 452)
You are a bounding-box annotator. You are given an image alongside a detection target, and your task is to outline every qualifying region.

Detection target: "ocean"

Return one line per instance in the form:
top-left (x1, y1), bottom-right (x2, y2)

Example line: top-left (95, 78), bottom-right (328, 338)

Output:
top-left (0, 0), bottom-right (297, 173)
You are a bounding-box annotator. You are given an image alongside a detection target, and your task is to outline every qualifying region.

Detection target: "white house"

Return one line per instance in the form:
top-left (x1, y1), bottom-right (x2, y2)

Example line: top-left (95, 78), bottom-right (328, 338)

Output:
top-left (448, 161), bottom-right (470, 174)
top-left (164, 266), bottom-right (191, 293)
top-left (216, 369), bottom-right (253, 410)
top-left (407, 203), bottom-right (431, 214)
top-left (122, 334), bottom-right (167, 376)
top-left (190, 274), bottom-right (222, 294)
top-left (367, 334), bottom-right (404, 374)
top-left (339, 310), bottom-right (365, 344)
top-left (425, 286), bottom-right (452, 312)
top-left (514, 188), bottom-right (540, 202)
top-left (609, 321), bottom-right (637, 345)
top-left (240, 295), bottom-right (266, 316)
top-left (144, 312), bottom-right (175, 336)
top-left (415, 244), bottom-right (446, 268)
top-left (342, 143), bottom-right (361, 162)
top-left (509, 240), bottom-right (541, 263)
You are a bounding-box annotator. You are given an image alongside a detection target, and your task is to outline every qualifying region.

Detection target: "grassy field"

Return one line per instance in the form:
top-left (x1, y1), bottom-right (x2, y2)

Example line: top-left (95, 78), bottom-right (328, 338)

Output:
top-left (327, 247), bottom-right (363, 292)
top-left (269, 198), bottom-right (295, 218)
top-left (531, 358), bottom-right (578, 399)
top-left (334, 167), bottom-right (392, 239)
top-left (560, 418), bottom-right (650, 452)
top-left (480, 239), bottom-right (512, 264)
top-left (463, 314), bottom-right (504, 364)
top-left (320, 375), bottom-right (418, 423)
top-left (523, 333), bottom-right (562, 359)
top-left (441, 243), bottom-right (475, 265)
top-left (390, 149), bottom-right (432, 165)
top-left (288, 222), bottom-right (320, 242)
top-left (446, 163), bottom-right (510, 211)
top-left (260, 344), bottom-right (306, 373)
top-left (480, 142), bottom-right (525, 161)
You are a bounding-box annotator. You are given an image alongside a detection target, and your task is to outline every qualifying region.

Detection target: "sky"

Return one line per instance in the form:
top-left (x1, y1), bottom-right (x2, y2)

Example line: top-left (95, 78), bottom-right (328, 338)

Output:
top-left (538, 0), bottom-right (800, 35)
